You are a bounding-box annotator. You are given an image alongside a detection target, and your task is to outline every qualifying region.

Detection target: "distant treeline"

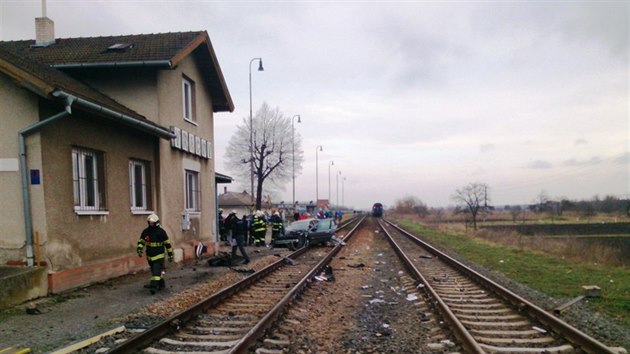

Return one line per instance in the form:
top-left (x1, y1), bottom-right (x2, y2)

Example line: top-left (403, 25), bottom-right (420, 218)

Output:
top-left (508, 195), bottom-right (630, 216)
top-left (480, 223), bottom-right (630, 236)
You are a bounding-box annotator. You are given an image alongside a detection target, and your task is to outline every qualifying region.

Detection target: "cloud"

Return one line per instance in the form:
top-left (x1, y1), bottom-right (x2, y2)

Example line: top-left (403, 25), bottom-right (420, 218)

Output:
top-left (480, 144), bottom-right (495, 153)
top-left (527, 160), bottom-right (553, 169)
top-left (563, 157), bottom-right (602, 166)
top-left (613, 152), bottom-right (630, 164)
top-left (574, 138), bottom-right (588, 146)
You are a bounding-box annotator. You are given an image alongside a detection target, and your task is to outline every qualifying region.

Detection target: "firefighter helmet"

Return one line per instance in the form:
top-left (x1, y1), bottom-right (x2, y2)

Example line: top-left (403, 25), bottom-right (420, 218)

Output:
top-left (147, 213), bottom-right (160, 223)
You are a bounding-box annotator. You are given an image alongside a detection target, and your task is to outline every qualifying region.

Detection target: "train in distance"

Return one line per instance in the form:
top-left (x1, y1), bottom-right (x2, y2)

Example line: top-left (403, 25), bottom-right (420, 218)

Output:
top-left (372, 202), bottom-right (383, 217)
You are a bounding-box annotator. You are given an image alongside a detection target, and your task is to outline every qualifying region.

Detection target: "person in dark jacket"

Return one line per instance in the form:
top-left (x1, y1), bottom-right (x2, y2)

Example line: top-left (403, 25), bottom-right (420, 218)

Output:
top-left (137, 213), bottom-right (173, 294)
top-left (270, 211), bottom-right (284, 247)
top-left (227, 211), bottom-right (250, 265)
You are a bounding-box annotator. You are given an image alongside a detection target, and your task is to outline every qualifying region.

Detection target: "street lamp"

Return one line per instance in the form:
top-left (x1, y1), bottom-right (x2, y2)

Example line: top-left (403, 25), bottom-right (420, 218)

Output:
top-left (342, 176), bottom-right (347, 207)
top-left (291, 114), bottom-right (301, 207)
top-left (249, 57), bottom-right (264, 207)
top-left (328, 160), bottom-right (334, 205)
top-left (336, 170), bottom-right (341, 209)
top-left (315, 145), bottom-right (323, 203)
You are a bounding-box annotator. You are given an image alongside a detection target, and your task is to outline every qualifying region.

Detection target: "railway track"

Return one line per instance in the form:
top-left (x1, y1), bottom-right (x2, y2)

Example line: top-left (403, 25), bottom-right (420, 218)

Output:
top-left (378, 218), bottom-right (621, 354)
top-left (103, 215), bottom-right (365, 353)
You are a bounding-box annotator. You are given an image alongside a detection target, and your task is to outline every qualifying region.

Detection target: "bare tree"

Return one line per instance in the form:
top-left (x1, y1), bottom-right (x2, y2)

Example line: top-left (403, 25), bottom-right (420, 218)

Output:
top-left (509, 205), bottom-right (522, 223)
top-left (452, 182), bottom-right (490, 230)
top-left (534, 190), bottom-right (550, 213)
top-left (225, 103), bottom-right (304, 210)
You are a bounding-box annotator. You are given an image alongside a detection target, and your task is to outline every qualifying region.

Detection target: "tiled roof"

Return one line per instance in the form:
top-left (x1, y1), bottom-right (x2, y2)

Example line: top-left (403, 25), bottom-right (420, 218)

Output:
top-left (0, 45), bottom-right (150, 121)
top-left (0, 31), bottom-right (233, 112)
top-left (0, 31), bottom-right (202, 65)
top-left (219, 192), bottom-right (252, 207)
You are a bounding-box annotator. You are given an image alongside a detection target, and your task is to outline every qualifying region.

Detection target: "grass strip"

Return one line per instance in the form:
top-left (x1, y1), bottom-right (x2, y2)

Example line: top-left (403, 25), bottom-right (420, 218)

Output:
top-left (395, 219), bottom-right (630, 328)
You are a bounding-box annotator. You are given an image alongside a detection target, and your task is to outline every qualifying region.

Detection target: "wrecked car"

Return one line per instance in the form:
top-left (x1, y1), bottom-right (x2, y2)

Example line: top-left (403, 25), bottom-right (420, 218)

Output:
top-left (273, 218), bottom-right (337, 250)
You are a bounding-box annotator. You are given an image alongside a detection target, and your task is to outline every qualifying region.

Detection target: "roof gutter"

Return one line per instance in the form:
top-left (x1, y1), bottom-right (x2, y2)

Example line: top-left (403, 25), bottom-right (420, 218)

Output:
top-left (52, 90), bottom-right (175, 139)
top-left (51, 60), bottom-right (172, 69)
top-left (19, 94), bottom-right (75, 266)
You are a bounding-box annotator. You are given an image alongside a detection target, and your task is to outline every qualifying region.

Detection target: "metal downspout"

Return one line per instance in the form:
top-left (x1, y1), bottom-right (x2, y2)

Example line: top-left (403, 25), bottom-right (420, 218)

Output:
top-left (19, 96), bottom-right (74, 266)
top-left (52, 91), bottom-right (175, 139)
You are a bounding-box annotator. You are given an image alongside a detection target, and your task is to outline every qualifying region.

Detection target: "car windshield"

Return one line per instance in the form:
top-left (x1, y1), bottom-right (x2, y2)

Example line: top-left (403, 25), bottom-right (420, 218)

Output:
top-left (286, 219), bottom-right (316, 232)
top-left (315, 219), bottom-right (337, 231)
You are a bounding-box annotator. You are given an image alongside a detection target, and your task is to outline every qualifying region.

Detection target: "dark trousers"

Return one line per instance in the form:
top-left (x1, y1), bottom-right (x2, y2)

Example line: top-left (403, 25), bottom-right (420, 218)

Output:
top-left (231, 234), bottom-right (250, 262)
top-left (271, 231), bottom-right (281, 245)
top-left (254, 231), bottom-right (266, 245)
top-left (148, 259), bottom-right (165, 289)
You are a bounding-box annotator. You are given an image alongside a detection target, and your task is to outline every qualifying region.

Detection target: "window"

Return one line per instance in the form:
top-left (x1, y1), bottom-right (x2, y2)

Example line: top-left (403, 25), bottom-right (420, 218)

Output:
top-left (182, 76), bottom-right (196, 123)
top-left (129, 160), bottom-right (152, 211)
top-left (185, 169), bottom-right (200, 211)
top-left (72, 147), bottom-right (107, 212)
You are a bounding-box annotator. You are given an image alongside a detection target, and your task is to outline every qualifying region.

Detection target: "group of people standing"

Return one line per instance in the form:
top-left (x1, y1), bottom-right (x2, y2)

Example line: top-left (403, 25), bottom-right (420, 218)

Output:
top-left (135, 207), bottom-right (345, 294)
top-left (219, 209), bottom-right (286, 264)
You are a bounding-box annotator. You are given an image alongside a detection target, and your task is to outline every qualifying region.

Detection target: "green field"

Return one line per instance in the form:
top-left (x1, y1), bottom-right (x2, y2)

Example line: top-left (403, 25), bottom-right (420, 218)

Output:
top-left (394, 218), bottom-right (630, 329)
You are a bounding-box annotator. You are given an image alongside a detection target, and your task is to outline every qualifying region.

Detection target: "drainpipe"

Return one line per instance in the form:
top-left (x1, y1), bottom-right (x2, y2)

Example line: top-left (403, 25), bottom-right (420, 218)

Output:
top-left (19, 95), bottom-right (75, 266)
top-left (52, 90), bottom-right (175, 139)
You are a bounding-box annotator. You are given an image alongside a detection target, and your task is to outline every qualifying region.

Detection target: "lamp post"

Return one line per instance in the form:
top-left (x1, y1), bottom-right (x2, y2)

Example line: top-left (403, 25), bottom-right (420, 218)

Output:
top-left (291, 114), bottom-right (301, 207)
top-left (328, 160), bottom-right (334, 205)
top-left (315, 145), bottom-right (322, 203)
top-left (249, 57), bottom-right (264, 207)
top-left (342, 176), bottom-right (346, 207)
top-left (336, 170), bottom-right (341, 209)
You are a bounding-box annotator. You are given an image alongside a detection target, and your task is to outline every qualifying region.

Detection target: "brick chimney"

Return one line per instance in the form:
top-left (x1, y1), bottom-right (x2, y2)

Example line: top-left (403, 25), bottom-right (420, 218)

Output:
top-left (34, 1), bottom-right (55, 47)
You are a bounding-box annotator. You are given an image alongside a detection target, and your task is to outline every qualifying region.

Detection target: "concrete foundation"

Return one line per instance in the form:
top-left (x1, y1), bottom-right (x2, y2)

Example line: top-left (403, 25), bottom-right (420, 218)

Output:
top-left (0, 266), bottom-right (47, 310)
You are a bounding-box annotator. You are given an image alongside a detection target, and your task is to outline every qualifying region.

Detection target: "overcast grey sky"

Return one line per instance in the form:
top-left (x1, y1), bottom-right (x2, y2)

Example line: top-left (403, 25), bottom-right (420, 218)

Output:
top-left (1, 0), bottom-right (628, 209)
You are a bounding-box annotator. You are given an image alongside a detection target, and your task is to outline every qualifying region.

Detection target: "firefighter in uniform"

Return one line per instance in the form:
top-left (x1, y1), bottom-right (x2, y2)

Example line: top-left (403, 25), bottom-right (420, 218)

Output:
top-left (252, 210), bottom-right (267, 246)
top-left (137, 213), bottom-right (173, 294)
top-left (270, 211), bottom-right (284, 247)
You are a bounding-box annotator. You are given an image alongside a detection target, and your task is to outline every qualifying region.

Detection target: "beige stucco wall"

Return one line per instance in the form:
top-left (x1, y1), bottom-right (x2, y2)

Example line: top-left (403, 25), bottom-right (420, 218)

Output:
top-left (61, 49), bottom-right (219, 251)
top-left (79, 68), bottom-right (159, 120)
top-left (155, 52), bottom-right (217, 248)
top-left (40, 114), bottom-right (157, 270)
top-left (0, 74), bottom-right (43, 264)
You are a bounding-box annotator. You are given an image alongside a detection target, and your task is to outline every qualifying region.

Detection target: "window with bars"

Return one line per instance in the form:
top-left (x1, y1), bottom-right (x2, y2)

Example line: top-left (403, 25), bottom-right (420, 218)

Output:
top-left (185, 169), bottom-right (200, 211)
top-left (182, 76), bottom-right (196, 123)
top-left (72, 147), bottom-right (107, 212)
top-left (129, 160), bottom-right (152, 211)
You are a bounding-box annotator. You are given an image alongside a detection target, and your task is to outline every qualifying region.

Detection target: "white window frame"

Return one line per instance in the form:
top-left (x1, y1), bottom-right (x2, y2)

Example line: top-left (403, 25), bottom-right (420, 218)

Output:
top-left (185, 169), bottom-right (200, 212)
top-left (72, 147), bottom-right (108, 215)
top-left (182, 76), bottom-right (196, 124)
top-left (129, 160), bottom-right (152, 213)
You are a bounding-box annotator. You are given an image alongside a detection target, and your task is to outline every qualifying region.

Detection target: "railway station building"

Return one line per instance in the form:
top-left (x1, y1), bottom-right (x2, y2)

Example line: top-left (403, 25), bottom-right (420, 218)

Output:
top-left (0, 16), bottom-right (233, 299)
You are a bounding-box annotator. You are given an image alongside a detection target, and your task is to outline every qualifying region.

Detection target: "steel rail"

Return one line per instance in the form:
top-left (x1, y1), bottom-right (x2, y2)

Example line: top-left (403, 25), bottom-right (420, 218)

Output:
top-left (377, 219), bottom-right (485, 353)
top-left (106, 215), bottom-right (365, 353)
top-left (229, 214), bottom-right (366, 353)
top-left (382, 218), bottom-right (617, 354)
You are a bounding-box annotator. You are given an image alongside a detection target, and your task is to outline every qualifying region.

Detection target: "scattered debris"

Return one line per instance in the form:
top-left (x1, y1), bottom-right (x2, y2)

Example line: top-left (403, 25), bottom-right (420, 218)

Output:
top-left (420, 313), bottom-right (430, 321)
top-left (532, 326), bottom-right (547, 334)
top-left (25, 303), bottom-right (41, 315)
top-left (554, 295), bottom-right (586, 314)
top-left (582, 285), bottom-right (601, 298)
top-left (348, 263), bottom-right (365, 268)
top-left (406, 294), bottom-right (418, 301)
top-left (369, 299), bottom-right (385, 304)
top-left (230, 267), bottom-right (255, 275)
top-left (440, 339), bottom-right (455, 347)
top-left (206, 252), bottom-right (233, 267)
top-left (419, 255), bottom-right (433, 259)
